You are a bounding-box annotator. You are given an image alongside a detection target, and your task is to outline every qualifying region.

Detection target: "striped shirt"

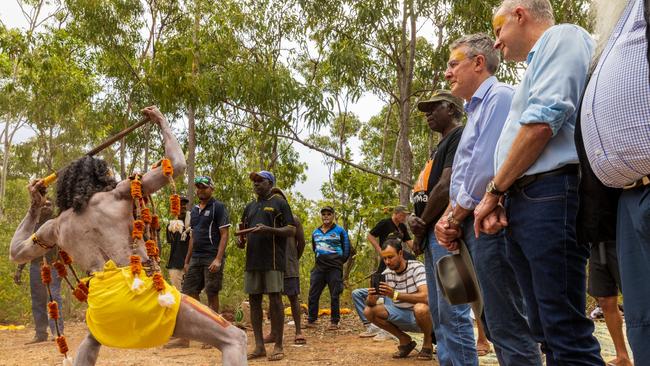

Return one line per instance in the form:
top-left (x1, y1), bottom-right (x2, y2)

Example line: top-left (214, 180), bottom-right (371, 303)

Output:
top-left (581, 0), bottom-right (650, 188)
top-left (382, 260), bottom-right (427, 309)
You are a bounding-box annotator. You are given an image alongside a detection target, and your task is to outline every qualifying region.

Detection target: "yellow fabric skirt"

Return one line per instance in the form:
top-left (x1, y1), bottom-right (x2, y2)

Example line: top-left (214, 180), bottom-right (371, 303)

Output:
top-left (86, 260), bottom-right (181, 349)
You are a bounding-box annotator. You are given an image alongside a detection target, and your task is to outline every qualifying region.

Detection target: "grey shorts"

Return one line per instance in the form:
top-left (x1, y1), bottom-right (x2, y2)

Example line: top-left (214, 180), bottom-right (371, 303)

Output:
top-left (245, 270), bottom-right (284, 294)
top-left (181, 256), bottom-right (224, 297)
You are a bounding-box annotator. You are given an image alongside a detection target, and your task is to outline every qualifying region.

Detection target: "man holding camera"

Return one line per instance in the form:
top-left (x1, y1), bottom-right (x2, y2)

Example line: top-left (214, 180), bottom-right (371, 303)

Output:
top-left (363, 236), bottom-right (433, 361)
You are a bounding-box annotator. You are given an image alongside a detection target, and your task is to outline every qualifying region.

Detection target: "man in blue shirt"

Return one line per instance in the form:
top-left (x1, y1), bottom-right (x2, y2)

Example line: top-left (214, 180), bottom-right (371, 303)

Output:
top-left (307, 206), bottom-right (350, 330)
top-left (473, 1), bottom-right (603, 364)
top-left (579, 0), bottom-right (650, 361)
top-left (435, 33), bottom-right (541, 365)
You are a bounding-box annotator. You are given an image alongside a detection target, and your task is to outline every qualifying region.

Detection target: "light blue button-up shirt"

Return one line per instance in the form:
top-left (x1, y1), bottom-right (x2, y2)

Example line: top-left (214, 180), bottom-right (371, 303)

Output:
top-left (450, 76), bottom-right (514, 210)
top-left (581, 0), bottom-right (650, 188)
top-left (494, 24), bottom-right (595, 176)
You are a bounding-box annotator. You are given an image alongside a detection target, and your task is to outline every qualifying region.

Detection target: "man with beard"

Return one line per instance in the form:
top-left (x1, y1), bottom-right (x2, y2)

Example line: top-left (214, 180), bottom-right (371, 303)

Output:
top-left (10, 106), bottom-right (247, 366)
top-left (13, 197), bottom-right (64, 344)
top-left (238, 170), bottom-right (295, 361)
top-left (473, 1), bottom-right (602, 364)
top-left (579, 0), bottom-right (650, 362)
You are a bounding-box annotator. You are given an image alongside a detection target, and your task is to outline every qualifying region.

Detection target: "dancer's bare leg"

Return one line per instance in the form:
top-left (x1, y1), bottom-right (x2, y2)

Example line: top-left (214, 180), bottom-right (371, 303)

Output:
top-left (172, 295), bottom-right (247, 366)
top-left (73, 333), bottom-right (101, 366)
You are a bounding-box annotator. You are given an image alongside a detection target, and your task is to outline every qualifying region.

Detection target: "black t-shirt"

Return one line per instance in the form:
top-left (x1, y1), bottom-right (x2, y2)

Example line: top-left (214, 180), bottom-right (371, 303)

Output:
top-left (190, 198), bottom-right (230, 259)
top-left (412, 126), bottom-right (463, 218)
top-left (166, 224), bottom-right (190, 269)
top-left (242, 193), bottom-right (295, 272)
top-left (369, 218), bottom-right (412, 247)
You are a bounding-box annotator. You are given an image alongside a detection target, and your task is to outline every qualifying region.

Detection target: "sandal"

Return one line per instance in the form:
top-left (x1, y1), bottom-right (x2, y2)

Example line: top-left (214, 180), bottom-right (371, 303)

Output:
top-left (327, 323), bottom-right (339, 331)
top-left (477, 344), bottom-right (492, 357)
top-left (416, 348), bottom-right (433, 361)
top-left (294, 335), bottom-right (307, 345)
top-left (247, 350), bottom-right (266, 360)
top-left (392, 340), bottom-right (417, 358)
top-left (267, 351), bottom-right (285, 361)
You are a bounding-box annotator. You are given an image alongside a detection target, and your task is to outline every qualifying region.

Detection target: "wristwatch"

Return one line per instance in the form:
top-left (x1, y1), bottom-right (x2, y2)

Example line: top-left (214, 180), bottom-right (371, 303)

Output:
top-left (486, 180), bottom-right (505, 196)
top-left (446, 211), bottom-right (461, 227)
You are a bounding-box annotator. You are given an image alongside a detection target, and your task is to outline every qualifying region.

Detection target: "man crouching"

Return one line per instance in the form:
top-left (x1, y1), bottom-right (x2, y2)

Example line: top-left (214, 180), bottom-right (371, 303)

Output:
top-left (9, 106), bottom-right (247, 366)
top-left (364, 236), bottom-right (433, 361)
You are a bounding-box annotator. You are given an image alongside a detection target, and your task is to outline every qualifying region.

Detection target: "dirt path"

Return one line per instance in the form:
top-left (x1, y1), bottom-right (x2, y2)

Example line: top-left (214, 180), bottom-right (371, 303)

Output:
top-left (0, 314), bottom-right (623, 365)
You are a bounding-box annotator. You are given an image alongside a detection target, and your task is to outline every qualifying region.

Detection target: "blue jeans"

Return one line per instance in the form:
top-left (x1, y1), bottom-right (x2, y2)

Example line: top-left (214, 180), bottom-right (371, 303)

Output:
top-left (424, 230), bottom-right (477, 366)
top-left (29, 257), bottom-right (63, 337)
top-left (617, 185), bottom-right (650, 361)
top-left (307, 267), bottom-right (342, 324)
top-left (505, 173), bottom-right (602, 365)
top-left (462, 217), bottom-right (542, 365)
top-left (352, 288), bottom-right (370, 324)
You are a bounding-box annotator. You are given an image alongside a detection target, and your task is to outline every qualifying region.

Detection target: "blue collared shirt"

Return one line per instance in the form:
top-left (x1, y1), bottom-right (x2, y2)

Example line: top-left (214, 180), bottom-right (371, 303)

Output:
top-left (581, 0), bottom-right (650, 188)
top-left (494, 24), bottom-right (595, 176)
top-left (450, 76), bottom-right (514, 210)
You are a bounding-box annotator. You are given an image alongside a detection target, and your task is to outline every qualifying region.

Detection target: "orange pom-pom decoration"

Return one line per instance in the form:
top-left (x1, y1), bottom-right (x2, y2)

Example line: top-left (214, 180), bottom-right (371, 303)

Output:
top-left (48, 301), bottom-right (59, 320)
top-left (73, 284), bottom-right (88, 302)
top-left (151, 215), bottom-right (160, 230)
top-left (59, 250), bottom-right (73, 265)
top-left (161, 158), bottom-right (173, 177)
top-left (56, 336), bottom-right (69, 354)
top-left (141, 207), bottom-right (152, 224)
top-left (145, 240), bottom-right (158, 257)
top-left (130, 179), bottom-right (143, 200)
top-left (53, 261), bottom-right (67, 278)
top-left (130, 255), bottom-right (142, 276)
top-left (152, 273), bottom-right (165, 292)
top-left (132, 220), bottom-right (145, 240)
top-left (41, 264), bottom-right (52, 285)
top-left (170, 194), bottom-right (181, 217)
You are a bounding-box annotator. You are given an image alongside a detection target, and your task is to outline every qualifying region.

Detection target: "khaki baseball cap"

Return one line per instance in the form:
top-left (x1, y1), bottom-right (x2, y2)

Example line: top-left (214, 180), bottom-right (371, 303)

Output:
top-left (417, 89), bottom-right (464, 113)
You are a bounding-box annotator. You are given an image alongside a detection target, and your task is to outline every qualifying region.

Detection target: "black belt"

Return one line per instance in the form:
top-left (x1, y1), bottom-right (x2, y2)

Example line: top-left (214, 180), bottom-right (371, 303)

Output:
top-left (512, 164), bottom-right (579, 190)
top-left (623, 175), bottom-right (650, 190)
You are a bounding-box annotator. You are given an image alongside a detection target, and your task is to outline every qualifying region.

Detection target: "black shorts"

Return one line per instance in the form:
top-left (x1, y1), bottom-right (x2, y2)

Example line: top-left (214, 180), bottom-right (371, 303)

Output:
top-left (283, 277), bottom-right (300, 296)
top-left (588, 242), bottom-right (621, 298)
top-left (181, 256), bottom-right (225, 297)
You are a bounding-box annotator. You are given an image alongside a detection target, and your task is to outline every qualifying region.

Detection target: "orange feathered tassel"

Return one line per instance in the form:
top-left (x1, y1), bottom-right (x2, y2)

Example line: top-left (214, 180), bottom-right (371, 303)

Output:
top-left (53, 262), bottom-right (67, 278)
top-left (132, 220), bottom-right (144, 240)
top-left (73, 283), bottom-right (88, 302)
top-left (48, 301), bottom-right (59, 320)
top-left (41, 264), bottom-right (52, 285)
top-left (130, 179), bottom-right (143, 199)
top-left (152, 273), bottom-right (165, 292)
top-left (145, 240), bottom-right (158, 257)
top-left (170, 194), bottom-right (181, 217)
top-left (59, 250), bottom-right (73, 265)
top-left (56, 336), bottom-right (69, 354)
top-left (161, 158), bottom-right (173, 177)
top-left (141, 207), bottom-right (152, 224)
top-left (151, 215), bottom-right (160, 230)
top-left (130, 255), bottom-right (142, 276)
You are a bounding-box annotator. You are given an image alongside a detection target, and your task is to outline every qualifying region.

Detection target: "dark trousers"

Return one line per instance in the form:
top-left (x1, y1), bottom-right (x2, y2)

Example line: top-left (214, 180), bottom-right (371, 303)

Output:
top-left (307, 267), bottom-right (342, 324)
top-left (505, 173), bottom-right (603, 366)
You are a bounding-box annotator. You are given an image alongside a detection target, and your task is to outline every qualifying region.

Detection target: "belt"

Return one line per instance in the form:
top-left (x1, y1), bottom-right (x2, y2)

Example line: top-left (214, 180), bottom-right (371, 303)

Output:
top-left (512, 164), bottom-right (579, 190)
top-left (623, 175), bottom-right (650, 190)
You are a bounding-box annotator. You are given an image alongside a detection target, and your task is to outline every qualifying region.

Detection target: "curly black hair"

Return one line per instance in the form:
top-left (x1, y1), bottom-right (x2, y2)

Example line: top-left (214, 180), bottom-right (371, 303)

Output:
top-left (56, 156), bottom-right (117, 213)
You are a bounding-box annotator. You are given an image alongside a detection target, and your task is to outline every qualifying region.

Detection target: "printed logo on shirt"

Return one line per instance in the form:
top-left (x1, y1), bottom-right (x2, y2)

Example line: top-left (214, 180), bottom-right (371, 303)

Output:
top-left (203, 210), bottom-right (211, 217)
top-left (264, 207), bottom-right (275, 212)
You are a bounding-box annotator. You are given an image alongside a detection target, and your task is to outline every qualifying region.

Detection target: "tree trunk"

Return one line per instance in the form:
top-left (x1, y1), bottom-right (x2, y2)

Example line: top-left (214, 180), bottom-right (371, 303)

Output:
top-left (186, 105), bottom-right (196, 207)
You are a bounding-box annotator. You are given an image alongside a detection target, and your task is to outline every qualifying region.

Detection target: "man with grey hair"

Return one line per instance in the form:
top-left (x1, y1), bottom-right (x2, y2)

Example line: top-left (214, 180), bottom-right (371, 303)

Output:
top-left (473, 0), bottom-right (604, 364)
top-left (435, 33), bottom-right (541, 365)
top-left (578, 0), bottom-right (650, 362)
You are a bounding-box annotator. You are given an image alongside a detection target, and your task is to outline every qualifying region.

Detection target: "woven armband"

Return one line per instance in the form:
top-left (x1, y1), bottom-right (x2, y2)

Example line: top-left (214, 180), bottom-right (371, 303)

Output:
top-left (31, 234), bottom-right (55, 249)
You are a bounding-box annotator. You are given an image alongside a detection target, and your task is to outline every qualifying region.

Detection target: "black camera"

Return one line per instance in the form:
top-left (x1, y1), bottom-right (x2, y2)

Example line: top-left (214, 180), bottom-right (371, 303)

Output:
top-left (370, 273), bottom-right (386, 294)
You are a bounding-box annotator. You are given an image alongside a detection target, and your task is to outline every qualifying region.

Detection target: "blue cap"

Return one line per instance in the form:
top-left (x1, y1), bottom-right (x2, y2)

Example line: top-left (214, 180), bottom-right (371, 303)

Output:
top-left (249, 170), bottom-right (276, 186)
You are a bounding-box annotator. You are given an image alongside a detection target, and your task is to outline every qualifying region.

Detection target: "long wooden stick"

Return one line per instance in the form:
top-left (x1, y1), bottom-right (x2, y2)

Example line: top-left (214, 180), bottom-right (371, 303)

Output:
top-left (42, 117), bottom-right (150, 186)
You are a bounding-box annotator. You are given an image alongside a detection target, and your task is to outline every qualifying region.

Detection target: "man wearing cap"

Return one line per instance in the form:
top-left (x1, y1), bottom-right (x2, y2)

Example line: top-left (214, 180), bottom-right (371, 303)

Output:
top-left (307, 205), bottom-right (350, 330)
top-left (367, 205), bottom-right (414, 273)
top-left (165, 196), bottom-right (190, 291)
top-left (473, 1), bottom-right (602, 364)
top-left (434, 33), bottom-right (541, 365)
top-left (238, 170), bottom-right (296, 361)
top-left (181, 176), bottom-right (230, 316)
top-left (409, 89), bottom-right (478, 365)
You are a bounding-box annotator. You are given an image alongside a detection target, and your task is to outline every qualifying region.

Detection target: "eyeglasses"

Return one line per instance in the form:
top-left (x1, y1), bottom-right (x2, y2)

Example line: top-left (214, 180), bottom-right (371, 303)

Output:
top-left (446, 54), bottom-right (477, 69)
top-left (194, 176), bottom-right (210, 185)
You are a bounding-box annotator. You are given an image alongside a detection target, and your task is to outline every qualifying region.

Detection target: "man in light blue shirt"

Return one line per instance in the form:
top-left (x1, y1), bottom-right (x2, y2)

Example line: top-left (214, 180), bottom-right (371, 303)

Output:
top-left (434, 33), bottom-right (541, 365)
top-left (473, 1), bottom-right (603, 365)
top-left (580, 0), bottom-right (650, 361)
